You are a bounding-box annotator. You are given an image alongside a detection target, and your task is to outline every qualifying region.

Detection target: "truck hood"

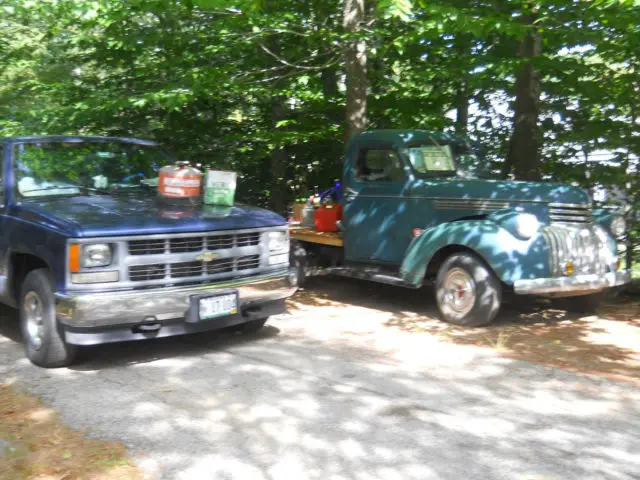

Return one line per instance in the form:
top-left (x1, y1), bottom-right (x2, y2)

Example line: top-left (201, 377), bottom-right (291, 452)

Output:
top-left (15, 195), bottom-right (286, 237)
top-left (414, 178), bottom-right (591, 205)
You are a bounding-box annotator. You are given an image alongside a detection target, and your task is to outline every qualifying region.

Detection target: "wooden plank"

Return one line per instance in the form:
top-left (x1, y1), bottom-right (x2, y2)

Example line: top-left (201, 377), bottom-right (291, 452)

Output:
top-left (289, 226), bottom-right (344, 247)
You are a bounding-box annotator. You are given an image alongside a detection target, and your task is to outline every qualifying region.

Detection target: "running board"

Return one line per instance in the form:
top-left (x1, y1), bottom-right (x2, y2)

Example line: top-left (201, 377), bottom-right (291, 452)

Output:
top-left (325, 267), bottom-right (421, 289)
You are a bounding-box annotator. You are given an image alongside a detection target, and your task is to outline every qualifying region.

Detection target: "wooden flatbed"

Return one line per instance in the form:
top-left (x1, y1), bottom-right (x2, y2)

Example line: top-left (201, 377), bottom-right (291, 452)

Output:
top-left (289, 225), bottom-right (344, 247)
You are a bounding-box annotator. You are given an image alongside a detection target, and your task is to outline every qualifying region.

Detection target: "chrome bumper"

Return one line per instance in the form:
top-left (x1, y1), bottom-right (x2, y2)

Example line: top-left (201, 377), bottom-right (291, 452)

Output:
top-left (56, 273), bottom-right (297, 329)
top-left (513, 270), bottom-right (631, 296)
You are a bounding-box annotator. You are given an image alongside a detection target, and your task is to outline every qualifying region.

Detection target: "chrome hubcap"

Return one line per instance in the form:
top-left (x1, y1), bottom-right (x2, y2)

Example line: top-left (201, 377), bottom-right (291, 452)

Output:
top-left (24, 291), bottom-right (45, 350)
top-left (442, 268), bottom-right (476, 316)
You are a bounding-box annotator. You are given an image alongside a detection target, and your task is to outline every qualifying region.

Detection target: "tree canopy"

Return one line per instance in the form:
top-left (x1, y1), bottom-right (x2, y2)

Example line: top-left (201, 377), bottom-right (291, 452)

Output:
top-left (1, 0), bottom-right (638, 259)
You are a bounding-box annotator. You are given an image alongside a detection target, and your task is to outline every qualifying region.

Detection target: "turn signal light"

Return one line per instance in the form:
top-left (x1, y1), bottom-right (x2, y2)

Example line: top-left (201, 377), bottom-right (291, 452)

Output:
top-left (616, 258), bottom-right (622, 271)
top-left (68, 244), bottom-right (81, 273)
top-left (565, 262), bottom-right (574, 276)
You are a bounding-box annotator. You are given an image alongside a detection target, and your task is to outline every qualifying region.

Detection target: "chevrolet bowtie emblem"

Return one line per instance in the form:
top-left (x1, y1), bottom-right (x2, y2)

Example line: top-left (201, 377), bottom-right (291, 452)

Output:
top-left (196, 252), bottom-right (221, 262)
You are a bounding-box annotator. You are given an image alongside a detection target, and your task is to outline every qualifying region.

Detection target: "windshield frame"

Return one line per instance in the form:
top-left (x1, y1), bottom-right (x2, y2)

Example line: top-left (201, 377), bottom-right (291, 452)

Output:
top-left (11, 139), bottom-right (179, 201)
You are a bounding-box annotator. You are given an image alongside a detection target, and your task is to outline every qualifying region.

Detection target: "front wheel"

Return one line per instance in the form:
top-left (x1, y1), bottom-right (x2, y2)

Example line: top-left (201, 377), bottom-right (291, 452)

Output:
top-left (289, 241), bottom-right (307, 288)
top-left (19, 269), bottom-right (76, 368)
top-left (435, 252), bottom-right (502, 327)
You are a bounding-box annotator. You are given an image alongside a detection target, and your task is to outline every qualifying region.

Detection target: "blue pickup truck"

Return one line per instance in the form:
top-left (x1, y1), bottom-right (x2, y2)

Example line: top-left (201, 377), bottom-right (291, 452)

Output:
top-left (0, 136), bottom-right (297, 367)
top-left (290, 129), bottom-right (630, 326)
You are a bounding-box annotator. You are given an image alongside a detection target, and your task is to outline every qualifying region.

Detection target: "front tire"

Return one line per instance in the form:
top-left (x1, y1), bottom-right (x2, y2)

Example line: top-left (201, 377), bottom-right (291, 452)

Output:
top-left (19, 269), bottom-right (76, 368)
top-left (435, 252), bottom-right (502, 327)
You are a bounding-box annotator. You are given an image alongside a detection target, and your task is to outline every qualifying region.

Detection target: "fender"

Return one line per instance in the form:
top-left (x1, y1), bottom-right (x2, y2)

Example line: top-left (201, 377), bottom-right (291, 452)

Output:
top-left (399, 219), bottom-right (551, 286)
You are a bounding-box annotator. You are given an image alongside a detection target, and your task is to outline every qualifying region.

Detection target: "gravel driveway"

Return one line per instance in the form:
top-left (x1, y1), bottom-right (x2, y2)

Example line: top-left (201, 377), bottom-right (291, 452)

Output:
top-left (1, 282), bottom-right (639, 480)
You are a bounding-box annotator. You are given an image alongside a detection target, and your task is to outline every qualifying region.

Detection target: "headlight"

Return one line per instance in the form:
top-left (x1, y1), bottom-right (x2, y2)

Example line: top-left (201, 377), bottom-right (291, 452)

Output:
top-left (514, 213), bottom-right (540, 240)
top-left (81, 244), bottom-right (112, 268)
top-left (268, 231), bottom-right (289, 252)
top-left (610, 216), bottom-right (626, 238)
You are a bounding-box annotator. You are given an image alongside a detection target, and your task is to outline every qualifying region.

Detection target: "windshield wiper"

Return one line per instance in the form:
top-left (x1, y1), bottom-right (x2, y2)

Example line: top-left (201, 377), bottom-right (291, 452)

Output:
top-left (20, 185), bottom-right (111, 196)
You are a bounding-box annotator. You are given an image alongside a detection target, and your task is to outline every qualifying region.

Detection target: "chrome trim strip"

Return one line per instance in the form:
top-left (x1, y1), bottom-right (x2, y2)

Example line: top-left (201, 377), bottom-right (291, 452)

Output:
top-left (434, 199), bottom-right (510, 211)
top-left (345, 195), bottom-right (592, 207)
top-left (548, 203), bottom-right (593, 225)
top-left (514, 270), bottom-right (630, 295)
top-left (548, 202), bottom-right (592, 208)
top-left (56, 271), bottom-right (297, 328)
top-left (350, 194), bottom-right (543, 203)
top-left (549, 216), bottom-right (593, 223)
top-left (70, 225), bottom-right (288, 243)
top-left (122, 245), bottom-right (262, 267)
top-left (549, 209), bottom-right (592, 215)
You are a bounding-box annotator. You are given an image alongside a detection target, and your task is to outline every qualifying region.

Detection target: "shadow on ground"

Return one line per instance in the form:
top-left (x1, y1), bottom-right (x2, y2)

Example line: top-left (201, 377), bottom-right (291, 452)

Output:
top-left (289, 277), bottom-right (640, 384)
top-left (1, 284), bottom-right (640, 480)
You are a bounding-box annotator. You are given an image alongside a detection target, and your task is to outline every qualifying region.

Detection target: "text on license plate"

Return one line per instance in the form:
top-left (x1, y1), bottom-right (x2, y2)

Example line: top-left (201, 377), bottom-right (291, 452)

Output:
top-left (199, 294), bottom-right (237, 320)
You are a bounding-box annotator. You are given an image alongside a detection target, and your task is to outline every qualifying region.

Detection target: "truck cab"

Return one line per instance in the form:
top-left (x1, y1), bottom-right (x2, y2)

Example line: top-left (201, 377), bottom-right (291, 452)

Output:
top-left (290, 129), bottom-right (630, 326)
top-left (0, 136), bottom-right (297, 367)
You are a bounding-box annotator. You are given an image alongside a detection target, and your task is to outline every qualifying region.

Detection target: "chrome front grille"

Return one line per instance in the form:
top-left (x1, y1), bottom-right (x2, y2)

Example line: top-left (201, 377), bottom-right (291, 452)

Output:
top-left (129, 263), bottom-right (166, 282)
top-left (129, 239), bottom-right (165, 255)
top-left (65, 226), bottom-right (290, 292)
top-left (549, 203), bottom-right (593, 225)
top-left (128, 255), bottom-right (262, 283)
top-left (124, 229), bottom-right (267, 287)
top-left (129, 232), bottom-right (260, 255)
top-left (542, 225), bottom-right (607, 277)
top-left (236, 232), bottom-right (261, 247)
top-left (170, 237), bottom-right (203, 253)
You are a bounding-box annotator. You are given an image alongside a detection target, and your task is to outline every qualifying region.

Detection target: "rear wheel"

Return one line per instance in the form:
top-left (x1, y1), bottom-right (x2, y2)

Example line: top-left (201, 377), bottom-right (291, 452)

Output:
top-left (435, 252), bottom-right (502, 327)
top-left (19, 269), bottom-right (76, 368)
top-left (289, 241), bottom-right (307, 288)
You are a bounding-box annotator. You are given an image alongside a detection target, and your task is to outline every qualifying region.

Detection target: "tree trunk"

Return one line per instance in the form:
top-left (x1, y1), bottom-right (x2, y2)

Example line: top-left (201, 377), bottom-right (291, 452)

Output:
top-left (505, 10), bottom-right (542, 181)
top-left (343, 0), bottom-right (367, 141)
top-left (454, 36), bottom-right (470, 135)
top-left (625, 79), bottom-right (638, 270)
top-left (263, 0), bottom-right (287, 215)
top-left (455, 79), bottom-right (469, 135)
top-left (269, 95), bottom-right (287, 216)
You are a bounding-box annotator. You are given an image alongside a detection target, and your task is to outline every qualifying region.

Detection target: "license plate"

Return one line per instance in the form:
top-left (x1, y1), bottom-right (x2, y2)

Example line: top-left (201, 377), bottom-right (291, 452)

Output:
top-left (198, 293), bottom-right (238, 320)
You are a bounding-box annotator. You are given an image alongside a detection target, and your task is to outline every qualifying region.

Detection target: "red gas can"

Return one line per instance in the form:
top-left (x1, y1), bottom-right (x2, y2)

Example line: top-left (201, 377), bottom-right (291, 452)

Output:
top-left (314, 203), bottom-right (342, 232)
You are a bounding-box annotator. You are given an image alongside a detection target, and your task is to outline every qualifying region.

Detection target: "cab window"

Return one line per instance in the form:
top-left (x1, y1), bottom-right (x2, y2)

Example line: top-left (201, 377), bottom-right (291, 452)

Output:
top-left (355, 148), bottom-right (405, 182)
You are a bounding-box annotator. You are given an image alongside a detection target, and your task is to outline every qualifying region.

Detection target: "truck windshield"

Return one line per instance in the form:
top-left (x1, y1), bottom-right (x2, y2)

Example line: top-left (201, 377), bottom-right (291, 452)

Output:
top-left (14, 141), bottom-right (174, 198)
top-left (405, 142), bottom-right (490, 179)
top-left (406, 144), bottom-right (457, 176)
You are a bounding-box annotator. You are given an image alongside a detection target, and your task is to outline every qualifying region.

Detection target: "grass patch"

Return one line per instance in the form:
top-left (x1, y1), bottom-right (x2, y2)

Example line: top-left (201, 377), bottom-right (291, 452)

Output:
top-left (0, 383), bottom-right (143, 480)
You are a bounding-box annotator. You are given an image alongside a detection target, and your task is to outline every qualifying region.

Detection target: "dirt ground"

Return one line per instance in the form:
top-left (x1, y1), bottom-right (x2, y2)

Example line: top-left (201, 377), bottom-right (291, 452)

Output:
top-left (0, 384), bottom-right (143, 480)
top-left (288, 277), bottom-right (640, 385)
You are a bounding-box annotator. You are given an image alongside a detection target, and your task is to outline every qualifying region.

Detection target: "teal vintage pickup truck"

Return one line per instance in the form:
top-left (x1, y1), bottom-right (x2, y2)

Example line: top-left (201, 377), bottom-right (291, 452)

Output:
top-left (289, 129), bottom-right (630, 327)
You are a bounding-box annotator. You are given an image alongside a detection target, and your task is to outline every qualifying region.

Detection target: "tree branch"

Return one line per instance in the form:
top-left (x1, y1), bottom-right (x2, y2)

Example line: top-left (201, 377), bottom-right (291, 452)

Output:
top-left (257, 42), bottom-right (340, 71)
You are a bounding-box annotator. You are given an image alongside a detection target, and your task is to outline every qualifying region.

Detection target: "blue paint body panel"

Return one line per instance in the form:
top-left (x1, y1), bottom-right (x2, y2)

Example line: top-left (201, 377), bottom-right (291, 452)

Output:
top-left (16, 197), bottom-right (286, 238)
top-left (400, 219), bottom-right (551, 286)
top-left (0, 136), bottom-right (286, 300)
top-left (339, 129), bottom-right (622, 287)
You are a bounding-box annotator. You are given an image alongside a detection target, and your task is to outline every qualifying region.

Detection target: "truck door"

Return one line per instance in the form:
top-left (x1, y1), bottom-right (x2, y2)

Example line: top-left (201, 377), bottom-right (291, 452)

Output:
top-left (343, 145), bottom-right (412, 265)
